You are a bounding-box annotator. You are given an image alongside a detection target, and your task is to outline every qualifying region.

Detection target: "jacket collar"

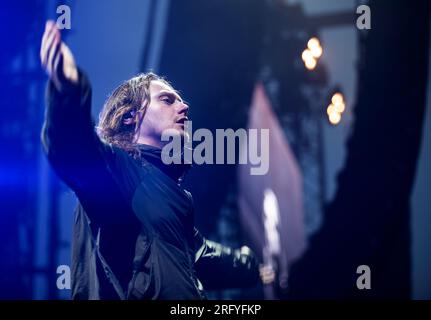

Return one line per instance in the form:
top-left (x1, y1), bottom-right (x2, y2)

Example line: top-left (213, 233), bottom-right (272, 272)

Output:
top-left (136, 144), bottom-right (191, 183)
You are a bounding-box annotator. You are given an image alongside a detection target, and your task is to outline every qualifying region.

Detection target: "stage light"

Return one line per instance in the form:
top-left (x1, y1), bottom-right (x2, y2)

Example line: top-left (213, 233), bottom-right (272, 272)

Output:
top-left (307, 37), bottom-right (320, 50)
top-left (304, 57), bottom-right (317, 70)
top-left (302, 36), bottom-right (323, 71)
top-left (302, 49), bottom-right (313, 62)
top-left (331, 92), bottom-right (343, 105)
top-left (307, 37), bottom-right (323, 58)
top-left (327, 103), bottom-right (335, 115)
top-left (334, 102), bottom-right (345, 113)
top-left (310, 45), bottom-right (323, 59)
top-left (327, 92), bottom-right (346, 125)
top-left (331, 92), bottom-right (345, 113)
top-left (328, 111), bottom-right (341, 125)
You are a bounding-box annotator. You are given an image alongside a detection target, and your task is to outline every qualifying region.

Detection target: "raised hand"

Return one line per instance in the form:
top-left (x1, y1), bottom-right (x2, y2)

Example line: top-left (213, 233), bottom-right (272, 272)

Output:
top-left (40, 20), bottom-right (78, 92)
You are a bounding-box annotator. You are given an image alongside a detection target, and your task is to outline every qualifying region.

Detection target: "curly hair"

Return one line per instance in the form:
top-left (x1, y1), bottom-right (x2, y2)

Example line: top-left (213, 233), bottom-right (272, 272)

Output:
top-left (97, 72), bottom-right (171, 153)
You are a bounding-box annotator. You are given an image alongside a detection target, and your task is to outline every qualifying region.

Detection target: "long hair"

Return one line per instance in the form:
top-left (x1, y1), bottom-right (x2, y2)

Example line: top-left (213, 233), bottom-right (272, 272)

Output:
top-left (97, 72), bottom-right (171, 153)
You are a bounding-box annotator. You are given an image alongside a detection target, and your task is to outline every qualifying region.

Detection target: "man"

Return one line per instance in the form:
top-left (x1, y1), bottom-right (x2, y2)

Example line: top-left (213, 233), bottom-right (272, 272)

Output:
top-left (40, 20), bottom-right (259, 299)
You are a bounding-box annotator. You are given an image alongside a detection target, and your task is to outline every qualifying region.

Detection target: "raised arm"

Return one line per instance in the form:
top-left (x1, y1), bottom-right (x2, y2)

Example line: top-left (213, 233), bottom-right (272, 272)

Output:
top-left (41, 20), bottom-right (101, 187)
top-left (40, 21), bottom-right (136, 226)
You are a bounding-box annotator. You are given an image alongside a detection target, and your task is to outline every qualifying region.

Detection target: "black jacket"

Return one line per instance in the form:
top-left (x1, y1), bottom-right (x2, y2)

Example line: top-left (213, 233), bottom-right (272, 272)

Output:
top-left (41, 70), bottom-right (259, 299)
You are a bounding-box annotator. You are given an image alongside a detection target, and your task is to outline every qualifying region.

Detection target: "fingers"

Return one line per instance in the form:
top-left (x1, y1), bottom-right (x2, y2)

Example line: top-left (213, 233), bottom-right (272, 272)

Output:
top-left (259, 265), bottom-right (276, 285)
top-left (40, 21), bottom-right (61, 71)
top-left (40, 21), bottom-right (55, 64)
top-left (40, 20), bottom-right (78, 90)
top-left (47, 35), bottom-right (61, 77)
top-left (41, 21), bottom-right (56, 51)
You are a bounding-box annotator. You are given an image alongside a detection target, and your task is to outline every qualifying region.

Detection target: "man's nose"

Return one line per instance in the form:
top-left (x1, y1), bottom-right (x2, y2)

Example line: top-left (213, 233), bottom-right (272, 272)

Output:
top-left (179, 102), bottom-right (189, 115)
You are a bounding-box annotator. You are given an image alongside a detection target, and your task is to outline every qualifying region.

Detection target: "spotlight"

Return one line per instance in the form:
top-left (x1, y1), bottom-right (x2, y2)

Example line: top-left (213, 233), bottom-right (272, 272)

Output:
top-left (307, 37), bottom-right (323, 58)
top-left (328, 111), bottom-right (341, 125)
top-left (304, 57), bottom-right (317, 70)
top-left (327, 92), bottom-right (346, 126)
top-left (302, 49), bottom-right (313, 62)
top-left (302, 36), bottom-right (323, 71)
top-left (327, 103), bottom-right (335, 115)
top-left (334, 102), bottom-right (345, 113)
top-left (331, 93), bottom-right (343, 105)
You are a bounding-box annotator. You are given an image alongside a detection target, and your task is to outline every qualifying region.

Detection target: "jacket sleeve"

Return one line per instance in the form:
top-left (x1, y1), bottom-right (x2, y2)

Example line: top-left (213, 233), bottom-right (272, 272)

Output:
top-left (193, 228), bottom-right (260, 290)
top-left (41, 70), bottom-right (136, 228)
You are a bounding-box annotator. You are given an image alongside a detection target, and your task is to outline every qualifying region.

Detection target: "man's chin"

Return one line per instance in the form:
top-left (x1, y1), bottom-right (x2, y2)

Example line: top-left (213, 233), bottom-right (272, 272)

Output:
top-left (162, 127), bottom-right (190, 143)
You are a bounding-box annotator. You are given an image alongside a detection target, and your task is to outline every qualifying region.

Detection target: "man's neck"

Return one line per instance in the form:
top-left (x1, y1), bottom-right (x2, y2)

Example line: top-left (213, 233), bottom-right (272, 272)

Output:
top-left (135, 135), bottom-right (164, 149)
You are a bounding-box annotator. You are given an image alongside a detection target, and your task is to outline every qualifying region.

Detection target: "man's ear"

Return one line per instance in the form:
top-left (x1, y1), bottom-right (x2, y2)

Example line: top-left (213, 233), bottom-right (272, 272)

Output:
top-left (123, 118), bottom-right (134, 125)
top-left (123, 110), bottom-right (137, 125)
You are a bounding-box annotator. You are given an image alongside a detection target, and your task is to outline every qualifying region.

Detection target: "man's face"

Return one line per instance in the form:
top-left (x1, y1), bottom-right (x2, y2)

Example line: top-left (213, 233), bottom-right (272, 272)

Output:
top-left (137, 80), bottom-right (189, 147)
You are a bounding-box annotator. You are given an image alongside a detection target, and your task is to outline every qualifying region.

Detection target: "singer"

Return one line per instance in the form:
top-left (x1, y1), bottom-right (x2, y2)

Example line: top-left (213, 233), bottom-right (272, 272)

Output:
top-left (40, 20), bottom-right (259, 300)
